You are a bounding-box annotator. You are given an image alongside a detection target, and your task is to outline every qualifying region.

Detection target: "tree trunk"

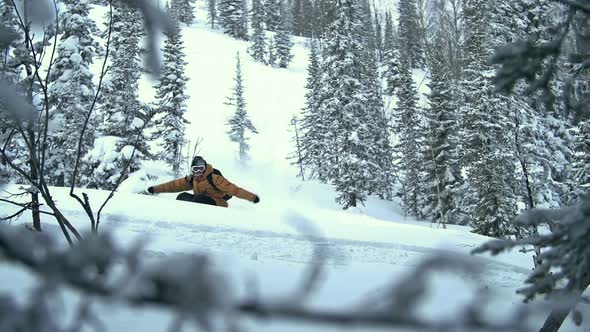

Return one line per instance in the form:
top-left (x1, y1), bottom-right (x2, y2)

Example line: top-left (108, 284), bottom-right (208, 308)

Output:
top-left (539, 309), bottom-right (571, 332)
top-left (539, 274), bottom-right (590, 332)
top-left (25, 62), bottom-right (41, 231)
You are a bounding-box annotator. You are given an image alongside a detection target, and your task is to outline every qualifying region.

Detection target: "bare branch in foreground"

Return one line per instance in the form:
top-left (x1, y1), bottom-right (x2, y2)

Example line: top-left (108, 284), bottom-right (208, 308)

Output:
top-left (0, 224), bottom-right (538, 332)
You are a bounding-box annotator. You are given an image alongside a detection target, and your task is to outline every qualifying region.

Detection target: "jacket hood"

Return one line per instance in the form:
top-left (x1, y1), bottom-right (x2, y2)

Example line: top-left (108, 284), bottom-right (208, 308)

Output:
top-left (198, 164), bottom-right (214, 178)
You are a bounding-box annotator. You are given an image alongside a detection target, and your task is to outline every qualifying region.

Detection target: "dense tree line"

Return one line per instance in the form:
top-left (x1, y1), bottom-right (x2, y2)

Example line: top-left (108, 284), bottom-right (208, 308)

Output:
top-left (296, 0), bottom-right (585, 242)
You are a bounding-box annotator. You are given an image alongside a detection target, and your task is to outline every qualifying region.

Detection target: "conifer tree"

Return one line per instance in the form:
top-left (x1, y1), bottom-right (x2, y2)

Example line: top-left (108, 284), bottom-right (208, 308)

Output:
top-left (170, 0), bottom-right (196, 25)
top-left (365, 50), bottom-right (395, 199)
top-left (264, 0), bottom-right (281, 31)
top-left (152, 21), bottom-right (190, 176)
top-left (374, 10), bottom-right (383, 61)
top-left (299, 39), bottom-right (326, 180)
top-left (241, 0), bottom-right (248, 37)
top-left (0, 1), bottom-right (19, 81)
top-left (248, 0), bottom-right (267, 64)
top-left (568, 12), bottom-right (590, 201)
top-left (46, 0), bottom-right (100, 187)
top-left (316, 0), bottom-right (384, 209)
top-left (382, 12), bottom-right (400, 96)
top-left (397, 0), bottom-right (425, 68)
top-left (572, 115), bottom-right (590, 198)
top-left (292, 0), bottom-right (304, 36)
top-left (295, 0), bottom-right (314, 37)
top-left (207, 0), bottom-right (217, 28)
top-left (218, 0), bottom-right (248, 40)
top-left (226, 52), bottom-right (258, 161)
top-left (267, 36), bottom-right (277, 66)
top-left (422, 33), bottom-right (463, 225)
top-left (461, 0), bottom-right (518, 238)
top-left (394, 53), bottom-right (422, 217)
top-left (272, 2), bottom-right (294, 68)
top-left (87, 3), bottom-right (149, 189)
top-left (383, 12), bottom-right (395, 53)
top-left (0, 1), bottom-right (20, 180)
top-left (358, 0), bottom-right (375, 52)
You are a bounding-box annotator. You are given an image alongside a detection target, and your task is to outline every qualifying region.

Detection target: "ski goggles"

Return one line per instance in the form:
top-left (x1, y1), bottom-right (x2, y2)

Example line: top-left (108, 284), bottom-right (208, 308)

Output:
top-left (191, 165), bottom-right (206, 173)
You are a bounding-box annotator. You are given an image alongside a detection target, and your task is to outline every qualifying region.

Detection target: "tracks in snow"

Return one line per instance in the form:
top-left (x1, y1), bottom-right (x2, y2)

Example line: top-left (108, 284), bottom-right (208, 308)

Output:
top-left (96, 212), bottom-right (531, 289)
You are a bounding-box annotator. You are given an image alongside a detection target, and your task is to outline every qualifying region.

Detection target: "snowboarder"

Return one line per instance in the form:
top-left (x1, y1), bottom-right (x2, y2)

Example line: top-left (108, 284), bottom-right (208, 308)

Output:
top-left (147, 156), bottom-right (260, 207)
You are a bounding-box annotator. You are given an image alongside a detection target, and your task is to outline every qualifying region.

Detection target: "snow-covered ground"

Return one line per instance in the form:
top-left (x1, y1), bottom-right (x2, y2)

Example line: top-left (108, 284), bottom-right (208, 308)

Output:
top-left (1, 2), bottom-right (589, 332)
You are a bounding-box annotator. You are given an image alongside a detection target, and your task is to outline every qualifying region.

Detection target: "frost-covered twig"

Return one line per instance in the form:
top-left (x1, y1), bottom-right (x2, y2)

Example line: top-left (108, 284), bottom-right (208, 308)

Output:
top-left (0, 197), bottom-right (53, 219)
top-left (0, 225), bottom-right (233, 330)
top-left (238, 300), bottom-right (530, 331)
top-left (95, 112), bottom-right (155, 232)
top-left (473, 197), bottom-right (590, 331)
top-left (556, 0), bottom-right (590, 13)
top-left (70, 1), bottom-right (114, 233)
top-left (0, 224), bottom-right (536, 332)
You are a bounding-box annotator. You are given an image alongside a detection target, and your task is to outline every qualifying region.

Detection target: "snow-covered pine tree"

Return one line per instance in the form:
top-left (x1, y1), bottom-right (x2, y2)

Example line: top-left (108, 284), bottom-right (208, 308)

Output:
top-left (414, 0), bottom-right (430, 60)
top-left (218, 0), bottom-right (248, 40)
top-left (572, 115), bottom-right (590, 197)
top-left (365, 51), bottom-right (395, 200)
top-left (397, 0), bottom-right (425, 69)
top-left (422, 32), bottom-right (463, 225)
top-left (475, 2), bottom-right (589, 329)
top-left (207, 0), bottom-right (217, 28)
top-left (499, 0), bottom-right (574, 211)
top-left (226, 52), bottom-right (258, 161)
top-left (298, 0), bottom-right (314, 37)
top-left (264, 0), bottom-right (281, 31)
top-left (171, 0), bottom-right (196, 25)
top-left (317, 0), bottom-right (383, 209)
top-left (267, 36), bottom-right (277, 66)
top-left (461, 0), bottom-right (518, 238)
top-left (382, 12), bottom-right (401, 96)
top-left (0, 1), bottom-right (21, 181)
top-left (248, 0), bottom-right (267, 64)
top-left (272, 1), bottom-right (294, 68)
top-left (299, 39), bottom-right (326, 180)
top-left (292, 0), bottom-right (304, 36)
top-left (374, 9), bottom-right (383, 61)
top-left (0, 1), bottom-right (20, 89)
top-left (568, 11), bottom-right (590, 200)
top-left (87, 3), bottom-right (150, 190)
top-left (355, 0), bottom-right (394, 199)
top-left (0, 1), bottom-right (19, 81)
top-left (152, 20), bottom-right (190, 176)
top-left (394, 52), bottom-right (423, 218)
top-left (241, 0), bottom-right (248, 37)
top-left (358, 0), bottom-right (376, 52)
top-left (383, 11), bottom-right (394, 52)
top-left (428, 0), bottom-right (463, 81)
top-left (46, 0), bottom-right (101, 187)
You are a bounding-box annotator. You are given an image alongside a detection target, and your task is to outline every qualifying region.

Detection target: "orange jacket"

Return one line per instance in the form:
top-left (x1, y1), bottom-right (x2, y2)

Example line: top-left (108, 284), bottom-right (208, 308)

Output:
top-left (151, 164), bottom-right (257, 207)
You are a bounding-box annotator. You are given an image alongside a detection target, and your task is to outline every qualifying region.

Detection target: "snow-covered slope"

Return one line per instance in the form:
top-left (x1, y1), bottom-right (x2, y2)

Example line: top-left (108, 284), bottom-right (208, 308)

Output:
top-left (1, 3), bottom-right (588, 332)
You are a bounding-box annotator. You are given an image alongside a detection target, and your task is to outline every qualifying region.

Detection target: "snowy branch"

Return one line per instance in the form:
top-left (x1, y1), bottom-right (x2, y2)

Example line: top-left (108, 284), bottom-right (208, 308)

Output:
top-left (0, 224), bottom-right (537, 332)
top-left (555, 0), bottom-right (590, 13)
top-left (0, 197), bottom-right (53, 219)
top-left (473, 196), bottom-right (590, 332)
top-left (238, 300), bottom-right (530, 331)
top-left (118, 0), bottom-right (175, 75)
top-left (69, 2), bottom-right (114, 234)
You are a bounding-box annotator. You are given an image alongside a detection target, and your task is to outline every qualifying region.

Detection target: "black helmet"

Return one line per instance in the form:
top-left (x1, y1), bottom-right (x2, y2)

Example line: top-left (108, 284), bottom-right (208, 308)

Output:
top-left (191, 156), bottom-right (207, 167)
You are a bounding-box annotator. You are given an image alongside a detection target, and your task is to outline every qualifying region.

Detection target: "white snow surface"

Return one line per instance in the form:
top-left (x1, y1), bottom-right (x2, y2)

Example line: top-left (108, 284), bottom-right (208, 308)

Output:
top-left (1, 2), bottom-right (589, 332)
